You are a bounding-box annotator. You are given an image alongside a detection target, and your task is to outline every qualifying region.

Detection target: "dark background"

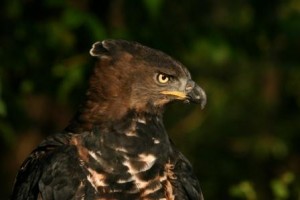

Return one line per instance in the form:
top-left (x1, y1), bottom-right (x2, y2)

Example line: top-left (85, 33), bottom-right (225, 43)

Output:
top-left (1, 0), bottom-right (300, 199)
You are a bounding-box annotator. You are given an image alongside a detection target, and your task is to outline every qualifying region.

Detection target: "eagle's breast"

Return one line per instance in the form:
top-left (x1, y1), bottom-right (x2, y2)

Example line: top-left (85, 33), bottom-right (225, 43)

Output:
top-left (70, 114), bottom-right (175, 199)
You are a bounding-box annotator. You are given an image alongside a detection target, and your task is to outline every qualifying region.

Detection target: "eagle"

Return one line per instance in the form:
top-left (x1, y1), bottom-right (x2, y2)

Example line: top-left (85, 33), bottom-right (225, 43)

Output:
top-left (11, 39), bottom-right (206, 200)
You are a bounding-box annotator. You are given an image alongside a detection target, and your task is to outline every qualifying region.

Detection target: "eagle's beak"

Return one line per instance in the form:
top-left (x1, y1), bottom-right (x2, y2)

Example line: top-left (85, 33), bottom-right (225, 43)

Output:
top-left (185, 80), bottom-right (207, 109)
top-left (160, 80), bottom-right (207, 109)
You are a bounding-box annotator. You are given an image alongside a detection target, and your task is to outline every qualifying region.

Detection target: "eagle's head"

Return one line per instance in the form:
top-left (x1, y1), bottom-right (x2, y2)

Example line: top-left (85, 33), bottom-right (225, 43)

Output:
top-left (81, 40), bottom-right (206, 123)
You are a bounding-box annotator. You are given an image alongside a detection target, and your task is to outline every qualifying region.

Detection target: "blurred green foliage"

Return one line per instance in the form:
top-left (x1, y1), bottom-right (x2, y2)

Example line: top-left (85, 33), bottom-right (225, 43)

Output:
top-left (1, 0), bottom-right (300, 199)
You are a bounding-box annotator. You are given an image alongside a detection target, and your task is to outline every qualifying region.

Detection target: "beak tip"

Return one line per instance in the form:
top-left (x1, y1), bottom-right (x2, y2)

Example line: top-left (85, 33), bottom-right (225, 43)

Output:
top-left (199, 89), bottom-right (207, 109)
top-left (200, 98), bottom-right (207, 110)
top-left (187, 84), bottom-right (207, 109)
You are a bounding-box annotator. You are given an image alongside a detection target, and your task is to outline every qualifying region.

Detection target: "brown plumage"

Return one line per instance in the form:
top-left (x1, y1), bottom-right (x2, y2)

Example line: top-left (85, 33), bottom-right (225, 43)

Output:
top-left (11, 39), bottom-right (206, 200)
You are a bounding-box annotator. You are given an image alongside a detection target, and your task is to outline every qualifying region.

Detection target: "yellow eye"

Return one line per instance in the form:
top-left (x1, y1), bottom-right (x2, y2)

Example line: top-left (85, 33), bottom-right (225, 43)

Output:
top-left (157, 73), bottom-right (170, 84)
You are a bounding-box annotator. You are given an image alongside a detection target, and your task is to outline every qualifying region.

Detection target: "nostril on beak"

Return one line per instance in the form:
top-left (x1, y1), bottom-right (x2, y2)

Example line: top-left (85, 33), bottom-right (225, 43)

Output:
top-left (186, 86), bottom-right (193, 91)
top-left (185, 80), bottom-right (195, 92)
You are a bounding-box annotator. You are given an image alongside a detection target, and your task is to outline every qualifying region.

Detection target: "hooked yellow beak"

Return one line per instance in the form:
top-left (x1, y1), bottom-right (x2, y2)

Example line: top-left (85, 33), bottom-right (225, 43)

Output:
top-left (160, 91), bottom-right (187, 100)
top-left (160, 80), bottom-right (207, 109)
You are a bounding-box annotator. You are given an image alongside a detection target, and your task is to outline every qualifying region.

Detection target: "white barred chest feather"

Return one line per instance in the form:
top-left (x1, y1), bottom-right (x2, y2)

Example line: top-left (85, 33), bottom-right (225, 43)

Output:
top-left (83, 148), bottom-right (174, 199)
top-left (72, 115), bottom-right (176, 199)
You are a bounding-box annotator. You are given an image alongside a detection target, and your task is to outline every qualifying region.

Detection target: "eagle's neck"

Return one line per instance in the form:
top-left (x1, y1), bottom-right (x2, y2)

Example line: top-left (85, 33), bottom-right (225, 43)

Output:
top-left (87, 111), bottom-right (170, 151)
top-left (65, 98), bottom-right (165, 134)
top-left (66, 109), bottom-right (171, 156)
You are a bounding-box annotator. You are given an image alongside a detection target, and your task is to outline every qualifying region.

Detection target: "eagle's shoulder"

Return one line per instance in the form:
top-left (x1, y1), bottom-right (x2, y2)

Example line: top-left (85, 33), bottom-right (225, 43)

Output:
top-left (10, 133), bottom-right (83, 200)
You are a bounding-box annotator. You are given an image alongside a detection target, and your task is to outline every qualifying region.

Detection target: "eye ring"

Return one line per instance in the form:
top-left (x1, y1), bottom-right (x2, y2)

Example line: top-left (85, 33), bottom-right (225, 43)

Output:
top-left (157, 73), bottom-right (170, 84)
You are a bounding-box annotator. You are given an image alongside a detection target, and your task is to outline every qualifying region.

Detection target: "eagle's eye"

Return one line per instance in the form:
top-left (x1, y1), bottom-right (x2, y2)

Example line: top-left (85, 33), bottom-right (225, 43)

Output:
top-left (157, 73), bottom-right (170, 84)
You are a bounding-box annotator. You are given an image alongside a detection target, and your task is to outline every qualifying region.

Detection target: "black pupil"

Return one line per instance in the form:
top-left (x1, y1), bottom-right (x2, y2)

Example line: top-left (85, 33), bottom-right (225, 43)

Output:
top-left (162, 75), bottom-right (167, 80)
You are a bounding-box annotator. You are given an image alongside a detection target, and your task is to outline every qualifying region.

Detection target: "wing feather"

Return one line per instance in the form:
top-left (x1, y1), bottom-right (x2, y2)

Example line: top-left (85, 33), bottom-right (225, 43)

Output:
top-left (10, 134), bottom-right (73, 200)
top-left (170, 141), bottom-right (204, 200)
